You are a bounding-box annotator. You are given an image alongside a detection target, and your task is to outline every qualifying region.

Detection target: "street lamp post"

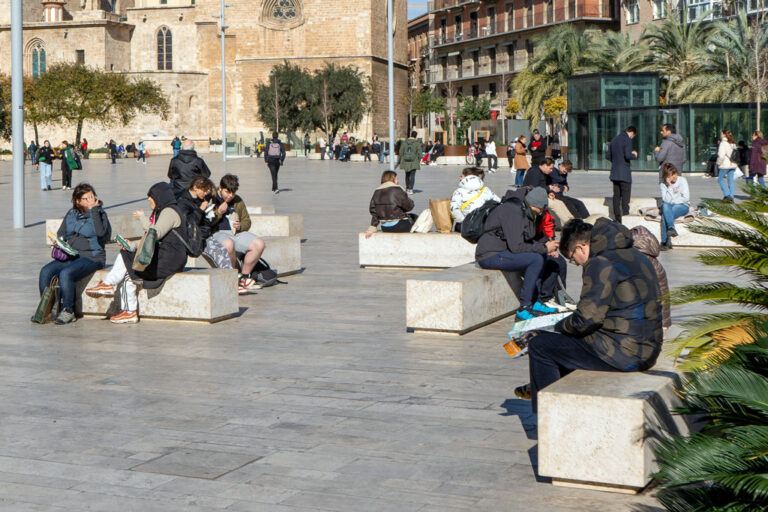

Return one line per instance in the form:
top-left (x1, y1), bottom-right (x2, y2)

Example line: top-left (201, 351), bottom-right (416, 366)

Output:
top-left (214, 1), bottom-right (230, 166)
top-left (11, 0), bottom-right (24, 229)
top-left (387, 0), bottom-right (395, 172)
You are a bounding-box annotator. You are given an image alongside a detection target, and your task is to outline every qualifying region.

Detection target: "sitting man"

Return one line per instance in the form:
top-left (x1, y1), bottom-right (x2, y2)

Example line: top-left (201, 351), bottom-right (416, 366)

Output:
top-left (475, 187), bottom-right (563, 321)
top-left (210, 174), bottom-right (266, 294)
top-left (429, 142), bottom-right (444, 165)
top-left (659, 163), bottom-right (690, 251)
top-left (517, 218), bottom-right (663, 412)
top-left (522, 156), bottom-right (556, 189)
top-left (548, 160), bottom-right (590, 220)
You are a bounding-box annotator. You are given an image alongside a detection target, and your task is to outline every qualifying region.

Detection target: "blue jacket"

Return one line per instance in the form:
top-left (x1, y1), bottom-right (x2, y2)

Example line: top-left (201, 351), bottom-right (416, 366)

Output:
top-left (607, 132), bottom-right (637, 183)
top-left (57, 206), bottom-right (111, 265)
top-left (264, 138), bottom-right (286, 164)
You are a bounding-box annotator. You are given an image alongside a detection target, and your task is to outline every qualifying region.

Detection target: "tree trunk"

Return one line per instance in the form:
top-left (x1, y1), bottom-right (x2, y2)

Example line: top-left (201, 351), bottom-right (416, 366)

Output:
top-left (33, 122), bottom-right (39, 146)
top-left (75, 120), bottom-right (83, 146)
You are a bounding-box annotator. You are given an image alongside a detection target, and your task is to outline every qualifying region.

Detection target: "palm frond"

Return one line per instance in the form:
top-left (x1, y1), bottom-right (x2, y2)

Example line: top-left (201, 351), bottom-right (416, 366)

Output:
top-left (671, 282), bottom-right (768, 309)
top-left (697, 247), bottom-right (768, 279)
top-left (664, 312), bottom-right (762, 367)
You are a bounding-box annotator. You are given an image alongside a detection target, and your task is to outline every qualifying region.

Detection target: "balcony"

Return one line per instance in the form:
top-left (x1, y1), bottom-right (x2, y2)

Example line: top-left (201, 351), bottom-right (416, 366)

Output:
top-left (429, 0), bottom-right (480, 13)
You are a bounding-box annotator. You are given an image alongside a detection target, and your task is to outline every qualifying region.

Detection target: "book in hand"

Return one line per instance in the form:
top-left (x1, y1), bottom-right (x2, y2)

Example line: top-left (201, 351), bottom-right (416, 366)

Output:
top-left (504, 312), bottom-right (573, 358)
top-left (115, 234), bottom-right (135, 252)
top-left (47, 233), bottom-right (78, 256)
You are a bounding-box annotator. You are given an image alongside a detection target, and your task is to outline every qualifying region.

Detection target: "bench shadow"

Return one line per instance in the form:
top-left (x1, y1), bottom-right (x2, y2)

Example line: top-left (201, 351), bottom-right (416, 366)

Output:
top-left (232, 307), bottom-right (249, 318)
top-left (499, 398), bottom-right (537, 440)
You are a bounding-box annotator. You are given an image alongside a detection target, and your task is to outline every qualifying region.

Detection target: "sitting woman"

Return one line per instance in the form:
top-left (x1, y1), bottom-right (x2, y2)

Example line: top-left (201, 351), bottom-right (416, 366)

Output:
top-left (659, 163), bottom-right (690, 251)
top-left (450, 167), bottom-right (500, 231)
top-left (85, 182), bottom-right (189, 324)
top-left (364, 170), bottom-right (416, 238)
top-left (38, 183), bottom-right (111, 325)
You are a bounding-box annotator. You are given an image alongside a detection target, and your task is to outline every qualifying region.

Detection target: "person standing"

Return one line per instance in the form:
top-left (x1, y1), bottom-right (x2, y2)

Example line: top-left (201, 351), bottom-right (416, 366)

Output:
top-left (485, 139), bottom-right (498, 173)
top-left (36, 140), bottom-right (54, 191)
top-left (264, 131), bottom-right (286, 195)
top-left (559, 126), bottom-right (569, 161)
top-left (654, 123), bottom-right (686, 181)
top-left (167, 139), bottom-right (212, 197)
top-left (137, 140), bottom-right (146, 164)
top-left (171, 136), bottom-right (181, 158)
top-left (28, 140), bottom-right (38, 164)
top-left (607, 126), bottom-right (638, 223)
top-left (717, 129), bottom-right (738, 202)
top-left (529, 130), bottom-right (547, 166)
top-left (513, 135), bottom-right (529, 187)
top-left (58, 141), bottom-right (78, 190)
top-left (80, 138), bottom-right (89, 159)
top-left (108, 139), bottom-right (118, 164)
top-left (750, 130), bottom-right (767, 187)
top-left (658, 163), bottom-right (690, 251)
top-left (318, 135), bottom-right (326, 160)
top-left (398, 131), bottom-right (422, 195)
top-left (303, 134), bottom-right (311, 157)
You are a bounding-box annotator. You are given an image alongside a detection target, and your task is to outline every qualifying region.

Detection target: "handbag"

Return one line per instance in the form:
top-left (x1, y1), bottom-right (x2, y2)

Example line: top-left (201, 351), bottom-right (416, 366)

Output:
top-left (132, 228), bottom-right (157, 272)
top-left (429, 198), bottom-right (453, 233)
top-left (410, 209), bottom-right (434, 233)
top-left (31, 276), bottom-right (61, 324)
top-left (51, 246), bottom-right (71, 261)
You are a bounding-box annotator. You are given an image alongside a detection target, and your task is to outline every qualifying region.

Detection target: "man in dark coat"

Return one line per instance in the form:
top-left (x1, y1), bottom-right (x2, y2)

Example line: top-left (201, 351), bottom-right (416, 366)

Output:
top-left (167, 139), bottom-right (212, 197)
top-left (518, 218), bottom-right (663, 411)
top-left (522, 156), bottom-right (556, 189)
top-left (529, 130), bottom-right (547, 166)
top-left (607, 126), bottom-right (638, 223)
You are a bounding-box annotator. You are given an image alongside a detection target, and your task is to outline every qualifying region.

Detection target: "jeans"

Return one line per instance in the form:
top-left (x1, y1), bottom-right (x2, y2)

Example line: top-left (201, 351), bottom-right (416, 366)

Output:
top-left (173, 149), bottom-right (179, 158)
top-left (515, 169), bottom-right (526, 187)
top-left (660, 202), bottom-right (689, 243)
top-left (611, 180), bottom-right (631, 223)
top-left (486, 155), bottom-right (498, 170)
top-left (757, 175), bottom-right (766, 187)
top-left (267, 161), bottom-right (281, 191)
top-left (39, 162), bottom-right (52, 189)
top-left (718, 167), bottom-right (736, 199)
top-left (405, 170), bottom-right (416, 191)
top-left (39, 257), bottom-right (104, 313)
top-left (528, 332), bottom-right (617, 412)
top-left (111, 153), bottom-right (117, 164)
top-left (477, 251), bottom-right (544, 308)
top-left (321, 146), bottom-right (326, 160)
top-left (138, 150), bottom-right (145, 162)
top-left (539, 254), bottom-right (567, 303)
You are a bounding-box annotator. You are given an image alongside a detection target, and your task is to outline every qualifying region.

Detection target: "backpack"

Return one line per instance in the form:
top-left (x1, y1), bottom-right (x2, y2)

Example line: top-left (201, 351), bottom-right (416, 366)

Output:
top-left (249, 258), bottom-right (285, 287)
top-left (402, 140), bottom-right (418, 162)
top-left (171, 207), bottom-right (206, 257)
top-left (730, 144), bottom-right (740, 164)
top-left (267, 141), bottom-right (282, 158)
top-left (461, 199), bottom-right (501, 244)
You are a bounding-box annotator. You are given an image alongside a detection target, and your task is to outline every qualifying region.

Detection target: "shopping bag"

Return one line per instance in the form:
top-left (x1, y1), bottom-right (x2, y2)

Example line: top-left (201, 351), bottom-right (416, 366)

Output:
top-left (429, 198), bottom-right (452, 233)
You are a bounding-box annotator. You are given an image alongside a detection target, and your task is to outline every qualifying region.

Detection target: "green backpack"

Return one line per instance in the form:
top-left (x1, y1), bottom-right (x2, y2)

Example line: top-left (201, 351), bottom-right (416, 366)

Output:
top-left (402, 140), bottom-right (418, 162)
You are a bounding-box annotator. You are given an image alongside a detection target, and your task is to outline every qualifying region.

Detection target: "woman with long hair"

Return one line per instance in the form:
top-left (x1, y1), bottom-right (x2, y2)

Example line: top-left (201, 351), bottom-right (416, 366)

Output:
top-left (717, 129), bottom-right (738, 202)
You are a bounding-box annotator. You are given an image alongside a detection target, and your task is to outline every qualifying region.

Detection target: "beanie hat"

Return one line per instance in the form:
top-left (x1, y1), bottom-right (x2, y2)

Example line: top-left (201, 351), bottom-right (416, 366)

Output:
top-left (525, 187), bottom-right (549, 210)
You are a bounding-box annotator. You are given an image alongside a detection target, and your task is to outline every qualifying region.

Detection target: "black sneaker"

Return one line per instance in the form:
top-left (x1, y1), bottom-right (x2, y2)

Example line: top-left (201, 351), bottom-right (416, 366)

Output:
top-left (514, 384), bottom-right (532, 400)
top-left (667, 227), bottom-right (679, 238)
top-left (54, 309), bottom-right (76, 325)
top-left (661, 240), bottom-right (672, 251)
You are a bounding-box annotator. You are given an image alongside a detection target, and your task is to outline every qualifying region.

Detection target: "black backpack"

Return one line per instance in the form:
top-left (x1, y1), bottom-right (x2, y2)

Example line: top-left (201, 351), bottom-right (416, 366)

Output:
top-left (249, 258), bottom-right (285, 287)
top-left (171, 207), bottom-right (206, 258)
top-left (461, 199), bottom-right (501, 244)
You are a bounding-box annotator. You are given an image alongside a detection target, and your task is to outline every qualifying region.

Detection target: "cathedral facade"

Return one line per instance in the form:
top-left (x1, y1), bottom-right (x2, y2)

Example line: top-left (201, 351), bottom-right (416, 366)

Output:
top-left (0, 0), bottom-right (408, 153)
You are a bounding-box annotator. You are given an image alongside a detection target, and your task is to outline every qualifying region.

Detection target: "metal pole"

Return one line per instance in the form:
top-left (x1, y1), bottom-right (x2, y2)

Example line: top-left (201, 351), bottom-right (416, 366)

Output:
top-left (274, 73), bottom-right (279, 134)
top-left (12, 0), bottom-right (24, 229)
top-left (220, 0), bottom-right (227, 165)
top-left (387, 0), bottom-right (395, 172)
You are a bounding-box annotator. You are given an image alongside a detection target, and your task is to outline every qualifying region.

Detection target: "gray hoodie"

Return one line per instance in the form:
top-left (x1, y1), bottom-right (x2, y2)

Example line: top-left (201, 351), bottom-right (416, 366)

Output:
top-left (654, 133), bottom-right (687, 175)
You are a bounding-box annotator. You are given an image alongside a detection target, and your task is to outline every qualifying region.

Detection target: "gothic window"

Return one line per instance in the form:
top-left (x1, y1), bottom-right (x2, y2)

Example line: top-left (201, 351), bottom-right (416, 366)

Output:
top-left (30, 41), bottom-right (46, 78)
top-left (261, 0), bottom-right (304, 29)
top-left (157, 26), bottom-right (172, 70)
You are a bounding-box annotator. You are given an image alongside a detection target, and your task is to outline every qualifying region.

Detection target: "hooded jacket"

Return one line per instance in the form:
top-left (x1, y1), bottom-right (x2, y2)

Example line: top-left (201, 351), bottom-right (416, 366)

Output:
top-left (368, 181), bottom-right (414, 230)
top-left (167, 149), bottom-right (212, 196)
top-left (654, 133), bottom-right (687, 174)
top-left (57, 205), bottom-right (111, 265)
top-left (475, 188), bottom-right (549, 261)
top-left (555, 218), bottom-right (663, 371)
top-left (630, 225), bottom-right (670, 329)
top-left (450, 175), bottom-right (501, 223)
top-left (750, 137), bottom-right (767, 176)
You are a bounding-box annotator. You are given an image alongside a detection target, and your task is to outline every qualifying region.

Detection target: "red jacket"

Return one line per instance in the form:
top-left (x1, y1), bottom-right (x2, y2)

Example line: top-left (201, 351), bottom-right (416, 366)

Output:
top-left (537, 210), bottom-right (555, 239)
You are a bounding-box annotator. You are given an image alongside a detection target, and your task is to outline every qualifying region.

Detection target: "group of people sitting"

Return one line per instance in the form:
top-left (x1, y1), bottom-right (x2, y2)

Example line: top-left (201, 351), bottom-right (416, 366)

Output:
top-left (37, 140), bottom-right (267, 325)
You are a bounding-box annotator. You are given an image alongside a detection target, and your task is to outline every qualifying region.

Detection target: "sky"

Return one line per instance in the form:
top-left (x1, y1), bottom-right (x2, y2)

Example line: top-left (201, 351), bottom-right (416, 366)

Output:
top-left (408, 1), bottom-right (428, 20)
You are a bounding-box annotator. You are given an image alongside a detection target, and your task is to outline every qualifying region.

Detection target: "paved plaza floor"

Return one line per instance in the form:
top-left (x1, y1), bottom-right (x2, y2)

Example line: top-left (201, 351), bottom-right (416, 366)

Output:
top-left (0, 156), bottom-right (744, 510)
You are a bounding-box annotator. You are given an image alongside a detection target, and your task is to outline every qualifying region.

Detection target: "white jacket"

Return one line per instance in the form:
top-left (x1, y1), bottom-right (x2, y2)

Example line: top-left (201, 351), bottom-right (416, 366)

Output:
top-left (450, 175), bottom-right (501, 223)
top-left (660, 176), bottom-right (690, 206)
top-left (486, 141), bottom-right (497, 157)
top-left (717, 140), bottom-right (738, 169)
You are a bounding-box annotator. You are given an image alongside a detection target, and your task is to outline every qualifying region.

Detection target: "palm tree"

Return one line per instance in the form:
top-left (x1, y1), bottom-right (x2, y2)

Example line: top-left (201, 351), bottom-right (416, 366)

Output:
top-left (583, 29), bottom-right (648, 72)
top-left (667, 183), bottom-right (768, 369)
top-left (641, 4), bottom-right (714, 103)
top-left (653, 324), bottom-right (768, 511)
top-left (677, 9), bottom-right (768, 106)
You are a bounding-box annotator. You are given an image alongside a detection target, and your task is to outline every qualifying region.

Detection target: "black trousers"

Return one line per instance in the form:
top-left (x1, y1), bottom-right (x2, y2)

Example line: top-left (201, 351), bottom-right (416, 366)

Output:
top-left (62, 166), bottom-right (72, 188)
top-left (267, 161), bottom-right (280, 191)
top-left (612, 180), bottom-right (631, 222)
top-left (486, 155), bottom-right (498, 169)
top-left (381, 214), bottom-right (417, 233)
top-left (557, 194), bottom-right (590, 219)
top-left (405, 170), bottom-right (416, 191)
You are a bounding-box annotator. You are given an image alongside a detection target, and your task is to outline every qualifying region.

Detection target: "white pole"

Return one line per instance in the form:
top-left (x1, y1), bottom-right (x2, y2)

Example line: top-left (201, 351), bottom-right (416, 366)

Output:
top-left (12, 0), bottom-right (24, 229)
top-left (387, 0), bottom-right (396, 172)
top-left (220, 0), bottom-right (227, 166)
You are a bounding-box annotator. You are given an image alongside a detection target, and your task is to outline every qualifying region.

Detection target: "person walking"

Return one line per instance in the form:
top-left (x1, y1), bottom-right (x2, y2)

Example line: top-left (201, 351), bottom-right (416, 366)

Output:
top-left (513, 135), bottom-right (529, 187)
top-left (717, 129), bottom-right (739, 202)
top-left (654, 123), bottom-right (686, 181)
top-left (750, 130), bottom-right (767, 187)
top-left (108, 139), bottom-right (118, 164)
top-left (28, 140), bottom-right (38, 164)
top-left (36, 140), bottom-right (54, 191)
top-left (264, 131), bottom-right (286, 194)
top-left (303, 134), bottom-right (311, 157)
top-left (171, 136), bottom-right (181, 158)
top-left (398, 131), bottom-right (422, 195)
top-left (167, 139), bottom-right (212, 197)
top-left (137, 140), bottom-right (146, 164)
top-left (607, 126), bottom-right (638, 223)
top-left (58, 141), bottom-right (78, 190)
top-left (559, 126), bottom-right (569, 161)
top-left (80, 138), bottom-right (89, 159)
top-left (485, 139), bottom-right (498, 172)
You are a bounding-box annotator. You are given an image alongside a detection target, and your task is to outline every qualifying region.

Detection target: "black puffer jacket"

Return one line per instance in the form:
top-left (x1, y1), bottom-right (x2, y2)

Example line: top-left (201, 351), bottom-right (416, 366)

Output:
top-left (167, 150), bottom-right (211, 196)
top-left (368, 182), bottom-right (414, 229)
top-left (177, 190), bottom-right (212, 241)
top-left (475, 188), bottom-right (548, 261)
top-left (555, 218), bottom-right (663, 371)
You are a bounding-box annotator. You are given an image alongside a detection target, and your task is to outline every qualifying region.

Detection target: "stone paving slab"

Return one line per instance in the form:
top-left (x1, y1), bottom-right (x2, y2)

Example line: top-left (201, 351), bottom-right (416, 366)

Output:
top-left (0, 157), bottom-right (739, 510)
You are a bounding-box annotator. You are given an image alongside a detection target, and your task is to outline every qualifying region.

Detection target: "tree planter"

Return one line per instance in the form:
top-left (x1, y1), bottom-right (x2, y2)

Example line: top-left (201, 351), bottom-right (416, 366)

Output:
top-left (443, 145), bottom-right (468, 157)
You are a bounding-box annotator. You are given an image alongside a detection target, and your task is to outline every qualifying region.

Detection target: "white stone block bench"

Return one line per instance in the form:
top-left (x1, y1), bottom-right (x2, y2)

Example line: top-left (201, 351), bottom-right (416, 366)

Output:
top-left (46, 213), bottom-right (148, 245)
top-left (246, 205), bottom-right (276, 215)
top-left (359, 232), bottom-right (475, 269)
top-left (248, 214), bottom-right (303, 238)
top-left (406, 263), bottom-right (521, 334)
top-left (187, 236), bottom-right (302, 276)
top-left (538, 358), bottom-right (696, 493)
top-left (579, 197), bottom-right (659, 218)
top-left (76, 268), bottom-right (238, 323)
top-left (620, 216), bottom-right (738, 247)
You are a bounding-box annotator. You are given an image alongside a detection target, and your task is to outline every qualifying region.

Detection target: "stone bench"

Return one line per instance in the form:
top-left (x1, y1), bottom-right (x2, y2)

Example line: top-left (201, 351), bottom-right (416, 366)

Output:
top-left (76, 268), bottom-right (238, 323)
top-left (248, 214), bottom-right (303, 238)
top-left (538, 358), bottom-right (697, 493)
top-left (406, 263), bottom-right (521, 334)
top-left (359, 232), bottom-right (475, 269)
top-left (246, 205), bottom-right (276, 215)
top-left (579, 197), bottom-right (659, 218)
top-left (620, 216), bottom-right (738, 247)
top-left (434, 156), bottom-right (510, 166)
top-left (187, 236), bottom-right (302, 276)
top-left (46, 212), bottom-right (148, 245)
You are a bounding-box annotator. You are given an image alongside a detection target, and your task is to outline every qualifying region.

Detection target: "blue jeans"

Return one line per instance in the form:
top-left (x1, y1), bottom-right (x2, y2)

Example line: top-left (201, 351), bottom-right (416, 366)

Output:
top-left (39, 257), bottom-right (104, 312)
top-left (660, 203), bottom-right (689, 243)
top-left (173, 149), bottom-right (179, 158)
top-left (515, 169), bottom-right (526, 187)
top-left (477, 251), bottom-right (544, 308)
top-left (39, 162), bottom-right (52, 189)
top-left (718, 167), bottom-right (736, 199)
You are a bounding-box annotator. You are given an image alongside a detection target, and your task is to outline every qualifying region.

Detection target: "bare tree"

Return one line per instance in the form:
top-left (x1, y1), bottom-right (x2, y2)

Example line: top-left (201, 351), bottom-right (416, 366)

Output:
top-left (319, 77), bottom-right (332, 140)
top-left (499, 72), bottom-right (513, 144)
top-left (752, 9), bottom-right (768, 131)
top-left (444, 80), bottom-right (458, 145)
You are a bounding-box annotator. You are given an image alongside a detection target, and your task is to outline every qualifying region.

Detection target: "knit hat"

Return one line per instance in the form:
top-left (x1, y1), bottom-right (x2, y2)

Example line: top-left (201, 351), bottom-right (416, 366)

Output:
top-left (525, 187), bottom-right (549, 210)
